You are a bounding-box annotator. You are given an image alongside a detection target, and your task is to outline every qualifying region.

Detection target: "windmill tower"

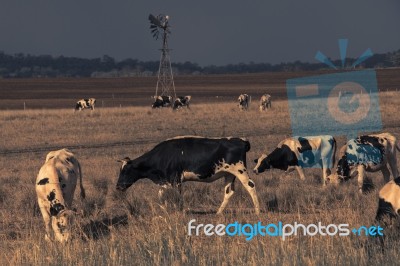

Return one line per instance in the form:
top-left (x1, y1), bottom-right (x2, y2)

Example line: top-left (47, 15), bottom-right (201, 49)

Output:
top-left (148, 14), bottom-right (176, 100)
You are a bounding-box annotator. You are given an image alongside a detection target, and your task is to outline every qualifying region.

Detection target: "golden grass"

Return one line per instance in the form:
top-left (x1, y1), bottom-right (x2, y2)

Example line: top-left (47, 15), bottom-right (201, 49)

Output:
top-left (1, 91), bottom-right (400, 265)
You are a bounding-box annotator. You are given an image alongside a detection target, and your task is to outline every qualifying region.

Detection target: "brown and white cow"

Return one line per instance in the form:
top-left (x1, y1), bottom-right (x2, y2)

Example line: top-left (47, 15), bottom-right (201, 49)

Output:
top-left (376, 177), bottom-right (400, 222)
top-left (253, 135), bottom-right (336, 186)
top-left (259, 94), bottom-right (272, 111)
top-left (173, 96), bottom-right (191, 110)
top-left (238, 94), bottom-right (249, 111)
top-left (327, 133), bottom-right (400, 193)
top-left (35, 149), bottom-right (85, 243)
top-left (152, 95), bottom-right (173, 108)
top-left (75, 98), bottom-right (96, 111)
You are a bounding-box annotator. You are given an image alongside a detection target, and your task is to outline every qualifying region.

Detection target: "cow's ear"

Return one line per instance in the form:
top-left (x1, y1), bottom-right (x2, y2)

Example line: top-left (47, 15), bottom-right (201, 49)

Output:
top-left (254, 159), bottom-right (258, 163)
top-left (117, 157), bottom-right (131, 170)
top-left (117, 157), bottom-right (131, 163)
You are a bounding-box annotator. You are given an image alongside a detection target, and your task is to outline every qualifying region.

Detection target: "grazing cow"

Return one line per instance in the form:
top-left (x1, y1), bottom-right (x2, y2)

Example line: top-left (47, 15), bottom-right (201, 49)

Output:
top-left (238, 94), bottom-right (249, 111)
top-left (35, 149), bottom-right (86, 243)
top-left (173, 96), bottom-right (191, 110)
top-left (327, 133), bottom-right (400, 193)
top-left (376, 177), bottom-right (400, 222)
top-left (259, 94), bottom-right (272, 111)
top-left (75, 98), bottom-right (96, 111)
top-left (116, 136), bottom-right (260, 215)
top-left (253, 135), bottom-right (336, 186)
top-left (152, 95), bottom-right (173, 108)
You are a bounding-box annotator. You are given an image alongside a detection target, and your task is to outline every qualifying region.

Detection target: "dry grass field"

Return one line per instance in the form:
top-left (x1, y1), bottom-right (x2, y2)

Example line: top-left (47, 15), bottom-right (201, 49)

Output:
top-left (1, 70), bottom-right (400, 265)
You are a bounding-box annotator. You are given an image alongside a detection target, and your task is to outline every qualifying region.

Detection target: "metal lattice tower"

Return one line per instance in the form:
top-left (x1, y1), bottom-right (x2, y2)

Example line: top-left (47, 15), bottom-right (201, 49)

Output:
top-left (149, 14), bottom-right (176, 98)
top-left (156, 31), bottom-right (176, 98)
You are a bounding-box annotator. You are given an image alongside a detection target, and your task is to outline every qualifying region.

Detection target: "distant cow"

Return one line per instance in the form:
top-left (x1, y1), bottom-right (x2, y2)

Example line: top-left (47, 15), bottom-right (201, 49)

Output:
top-left (116, 136), bottom-right (260, 215)
top-left (327, 133), bottom-right (400, 193)
top-left (173, 96), bottom-right (191, 110)
top-left (75, 98), bottom-right (96, 111)
top-left (238, 94), bottom-right (249, 111)
top-left (36, 149), bottom-right (86, 243)
top-left (253, 135), bottom-right (336, 186)
top-left (376, 177), bottom-right (400, 222)
top-left (259, 94), bottom-right (272, 111)
top-left (152, 95), bottom-right (173, 108)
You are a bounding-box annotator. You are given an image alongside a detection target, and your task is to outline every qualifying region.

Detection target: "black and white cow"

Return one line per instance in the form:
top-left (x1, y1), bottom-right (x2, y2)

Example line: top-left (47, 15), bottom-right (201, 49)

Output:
top-left (327, 133), bottom-right (400, 193)
top-left (253, 135), bottom-right (336, 186)
top-left (259, 94), bottom-right (272, 111)
top-left (238, 94), bottom-right (249, 111)
top-left (116, 136), bottom-right (260, 215)
top-left (376, 177), bottom-right (400, 222)
top-left (173, 96), bottom-right (191, 110)
top-left (152, 95), bottom-right (173, 108)
top-left (35, 149), bottom-right (86, 243)
top-left (75, 98), bottom-right (96, 111)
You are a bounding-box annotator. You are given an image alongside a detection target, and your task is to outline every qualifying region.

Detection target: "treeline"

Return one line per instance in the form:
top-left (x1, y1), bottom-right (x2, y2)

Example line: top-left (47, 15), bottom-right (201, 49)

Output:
top-left (0, 49), bottom-right (399, 78)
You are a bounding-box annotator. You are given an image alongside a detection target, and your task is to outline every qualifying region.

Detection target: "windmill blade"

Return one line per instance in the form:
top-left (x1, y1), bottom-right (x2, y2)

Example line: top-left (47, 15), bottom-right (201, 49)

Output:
top-left (148, 14), bottom-right (162, 28)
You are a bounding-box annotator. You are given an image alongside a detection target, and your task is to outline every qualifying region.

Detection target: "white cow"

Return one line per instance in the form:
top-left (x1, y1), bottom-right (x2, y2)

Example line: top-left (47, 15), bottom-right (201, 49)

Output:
top-left (238, 94), bottom-right (249, 111)
top-left (35, 149), bottom-right (85, 243)
top-left (253, 135), bottom-right (336, 186)
top-left (75, 98), bottom-right (96, 111)
top-left (259, 94), bottom-right (272, 111)
top-left (376, 177), bottom-right (400, 222)
top-left (327, 133), bottom-right (400, 193)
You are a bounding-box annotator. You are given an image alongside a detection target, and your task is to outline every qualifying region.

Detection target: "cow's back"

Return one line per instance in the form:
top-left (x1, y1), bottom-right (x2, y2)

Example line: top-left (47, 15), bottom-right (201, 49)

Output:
top-left (278, 136), bottom-right (334, 168)
top-left (377, 178), bottom-right (400, 220)
top-left (148, 137), bottom-right (250, 176)
top-left (38, 149), bottom-right (80, 208)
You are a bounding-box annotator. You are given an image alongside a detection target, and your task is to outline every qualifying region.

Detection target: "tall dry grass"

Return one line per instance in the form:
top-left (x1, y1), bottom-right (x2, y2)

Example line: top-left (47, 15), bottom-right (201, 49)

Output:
top-left (1, 92), bottom-right (400, 265)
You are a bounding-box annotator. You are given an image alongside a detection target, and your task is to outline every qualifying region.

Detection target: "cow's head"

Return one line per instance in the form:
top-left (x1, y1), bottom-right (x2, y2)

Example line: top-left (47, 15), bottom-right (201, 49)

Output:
top-left (326, 154), bottom-right (356, 185)
top-left (74, 102), bottom-right (82, 111)
top-left (52, 209), bottom-right (76, 243)
top-left (253, 154), bottom-right (271, 174)
top-left (116, 157), bottom-right (141, 191)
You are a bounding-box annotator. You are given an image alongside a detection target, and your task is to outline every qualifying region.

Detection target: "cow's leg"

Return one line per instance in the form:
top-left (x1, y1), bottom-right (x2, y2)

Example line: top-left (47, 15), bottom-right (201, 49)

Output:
top-left (235, 172), bottom-right (260, 215)
top-left (357, 165), bottom-right (366, 194)
top-left (217, 175), bottom-right (236, 215)
top-left (158, 184), bottom-right (172, 199)
top-left (223, 163), bottom-right (260, 215)
top-left (38, 199), bottom-right (52, 241)
top-left (321, 157), bottom-right (332, 186)
top-left (158, 183), bottom-right (183, 210)
top-left (177, 182), bottom-right (183, 211)
top-left (381, 165), bottom-right (391, 183)
top-left (388, 154), bottom-right (399, 179)
top-left (321, 167), bottom-right (331, 186)
top-left (295, 166), bottom-right (306, 180)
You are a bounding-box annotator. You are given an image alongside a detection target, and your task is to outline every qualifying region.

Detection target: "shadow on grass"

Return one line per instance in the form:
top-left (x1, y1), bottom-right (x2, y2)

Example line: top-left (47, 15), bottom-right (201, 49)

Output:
top-left (80, 215), bottom-right (129, 240)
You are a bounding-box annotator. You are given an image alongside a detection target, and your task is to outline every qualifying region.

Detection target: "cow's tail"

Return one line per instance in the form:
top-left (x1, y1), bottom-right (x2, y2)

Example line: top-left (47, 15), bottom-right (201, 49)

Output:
top-left (78, 161), bottom-right (86, 199)
top-left (331, 137), bottom-right (337, 169)
top-left (243, 139), bottom-right (251, 152)
top-left (396, 140), bottom-right (400, 152)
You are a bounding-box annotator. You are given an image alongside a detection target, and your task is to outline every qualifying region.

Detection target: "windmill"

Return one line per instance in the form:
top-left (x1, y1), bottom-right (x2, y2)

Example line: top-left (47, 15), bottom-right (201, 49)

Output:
top-left (148, 14), bottom-right (176, 102)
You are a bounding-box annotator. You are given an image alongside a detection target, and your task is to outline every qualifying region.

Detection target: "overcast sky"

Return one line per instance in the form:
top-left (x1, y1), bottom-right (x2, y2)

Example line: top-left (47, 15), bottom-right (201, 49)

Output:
top-left (0, 0), bottom-right (399, 66)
